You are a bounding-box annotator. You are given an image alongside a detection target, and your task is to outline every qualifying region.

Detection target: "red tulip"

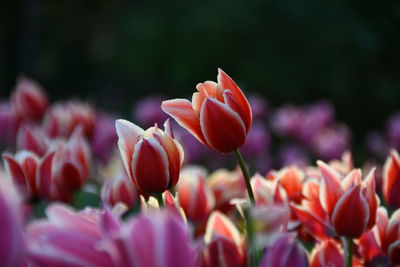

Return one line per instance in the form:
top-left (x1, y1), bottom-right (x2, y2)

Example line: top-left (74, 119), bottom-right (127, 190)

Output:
top-left (176, 166), bottom-right (215, 221)
top-left (11, 76), bottom-right (48, 121)
top-left (101, 172), bottom-right (139, 208)
top-left (17, 124), bottom-right (48, 157)
top-left (310, 240), bottom-right (344, 267)
top-left (277, 166), bottom-right (305, 204)
top-left (383, 150), bottom-right (400, 208)
top-left (161, 68), bottom-right (252, 154)
top-left (251, 174), bottom-right (286, 206)
top-left (115, 119), bottom-right (184, 195)
top-left (3, 150), bottom-right (55, 200)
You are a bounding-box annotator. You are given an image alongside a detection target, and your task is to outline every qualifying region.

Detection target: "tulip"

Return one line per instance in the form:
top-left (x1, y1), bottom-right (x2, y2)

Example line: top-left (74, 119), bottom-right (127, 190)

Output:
top-left (17, 124), bottom-right (48, 157)
top-left (26, 204), bottom-right (116, 267)
top-left (382, 150), bottom-right (400, 208)
top-left (161, 68), bottom-right (252, 154)
top-left (202, 211), bottom-right (245, 267)
top-left (0, 177), bottom-right (25, 267)
top-left (276, 166), bottom-right (305, 204)
top-left (101, 172), bottom-right (139, 208)
top-left (176, 166), bottom-right (215, 222)
top-left (3, 150), bottom-right (55, 200)
top-left (11, 76), bottom-right (48, 121)
top-left (310, 240), bottom-right (344, 267)
top-left (115, 119), bottom-right (184, 196)
top-left (110, 211), bottom-right (195, 267)
top-left (259, 234), bottom-right (308, 267)
top-left (251, 174), bottom-right (286, 206)
top-left (91, 114), bottom-right (118, 163)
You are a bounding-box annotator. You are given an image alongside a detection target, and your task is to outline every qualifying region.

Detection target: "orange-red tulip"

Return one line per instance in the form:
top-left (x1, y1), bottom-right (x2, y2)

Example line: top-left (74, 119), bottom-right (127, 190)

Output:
top-left (382, 150), bottom-right (400, 208)
top-left (161, 69), bottom-right (252, 154)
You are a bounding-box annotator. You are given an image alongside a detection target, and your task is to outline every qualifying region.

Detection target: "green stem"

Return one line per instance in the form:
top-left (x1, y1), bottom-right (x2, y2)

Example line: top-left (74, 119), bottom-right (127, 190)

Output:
top-left (233, 149), bottom-right (255, 205)
top-left (345, 237), bottom-right (353, 267)
top-left (155, 193), bottom-right (164, 207)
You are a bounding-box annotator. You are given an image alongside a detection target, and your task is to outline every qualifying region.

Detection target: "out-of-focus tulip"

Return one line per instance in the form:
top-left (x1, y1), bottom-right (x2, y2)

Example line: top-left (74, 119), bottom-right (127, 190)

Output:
top-left (311, 124), bottom-right (351, 160)
top-left (278, 145), bottom-right (310, 168)
top-left (111, 211), bottom-right (195, 267)
top-left (11, 76), bottom-right (48, 121)
top-left (248, 94), bottom-right (268, 120)
top-left (259, 234), bottom-right (308, 267)
top-left (251, 174), bottom-right (286, 206)
top-left (26, 204), bottom-right (116, 267)
top-left (202, 211), bottom-right (245, 267)
top-left (51, 127), bottom-right (91, 193)
top-left (17, 124), bottom-right (48, 157)
top-left (3, 150), bottom-right (55, 200)
top-left (162, 68), bottom-right (252, 154)
top-left (276, 166), bottom-right (305, 204)
top-left (293, 162), bottom-right (379, 239)
top-left (44, 101), bottom-right (96, 139)
top-left (382, 150), bottom-right (400, 208)
top-left (176, 166), bottom-right (215, 221)
top-left (115, 119), bottom-right (184, 195)
top-left (91, 114), bottom-right (118, 163)
top-left (0, 100), bottom-right (21, 147)
top-left (310, 240), bottom-right (344, 267)
top-left (0, 178), bottom-right (25, 267)
top-left (241, 122), bottom-right (270, 159)
top-left (207, 169), bottom-right (246, 213)
top-left (101, 173), bottom-right (138, 208)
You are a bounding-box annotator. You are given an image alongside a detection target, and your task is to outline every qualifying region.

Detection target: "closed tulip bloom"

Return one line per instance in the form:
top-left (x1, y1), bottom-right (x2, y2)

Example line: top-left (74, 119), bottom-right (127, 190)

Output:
top-left (176, 166), bottom-right (215, 221)
top-left (161, 68), bottom-right (252, 154)
top-left (115, 119), bottom-right (184, 195)
top-left (11, 76), bottom-right (48, 121)
top-left (101, 173), bottom-right (139, 208)
top-left (0, 178), bottom-right (25, 267)
top-left (259, 234), bottom-right (308, 267)
top-left (310, 240), bottom-right (344, 267)
top-left (17, 124), bottom-right (48, 157)
top-left (383, 150), bottom-right (400, 208)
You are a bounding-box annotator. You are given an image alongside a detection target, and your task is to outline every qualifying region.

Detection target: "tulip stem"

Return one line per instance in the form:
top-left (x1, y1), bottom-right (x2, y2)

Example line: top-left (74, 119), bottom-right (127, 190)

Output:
top-left (155, 193), bottom-right (164, 207)
top-left (345, 237), bottom-right (353, 267)
top-left (233, 149), bottom-right (255, 205)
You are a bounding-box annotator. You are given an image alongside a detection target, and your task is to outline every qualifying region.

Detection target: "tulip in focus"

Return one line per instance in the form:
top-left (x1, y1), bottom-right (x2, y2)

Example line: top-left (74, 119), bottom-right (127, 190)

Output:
top-left (382, 150), bottom-right (400, 208)
top-left (11, 76), bottom-right (48, 121)
top-left (161, 68), bottom-right (252, 154)
top-left (115, 119), bottom-right (184, 195)
top-left (0, 178), bottom-right (25, 267)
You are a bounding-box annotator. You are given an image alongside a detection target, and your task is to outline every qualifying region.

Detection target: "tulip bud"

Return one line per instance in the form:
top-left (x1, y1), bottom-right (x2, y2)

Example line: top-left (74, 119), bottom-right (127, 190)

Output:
top-left (383, 150), bottom-right (400, 208)
top-left (101, 173), bottom-right (138, 208)
top-left (176, 166), bottom-right (215, 221)
top-left (115, 119), bottom-right (184, 195)
top-left (259, 234), bottom-right (308, 267)
top-left (0, 178), bottom-right (25, 267)
top-left (310, 240), bottom-right (344, 267)
top-left (17, 124), bottom-right (48, 157)
top-left (11, 76), bottom-right (48, 121)
top-left (162, 68), bottom-right (252, 154)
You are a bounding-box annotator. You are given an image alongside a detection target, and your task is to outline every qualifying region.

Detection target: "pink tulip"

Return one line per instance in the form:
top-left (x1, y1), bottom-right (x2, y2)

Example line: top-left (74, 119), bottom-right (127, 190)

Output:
top-left (161, 68), bottom-right (252, 154)
top-left (115, 119), bottom-right (184, 195)
top-left (259, 234), bottom-right (308, 267)
top-left (11, 76), bottom-right (48, 121)
top-left (382, 150), bottom-right (400, 208)
top-left (176, 166), bottom-right (215, 221)
top-left (26, 204), bottom-right (115, 267)
top-left (0, 178), bottom-right (25, 267)
top-left (310, 240), bottom-right (344, 267)
top-left (110, 211), bottom-right (195, 267)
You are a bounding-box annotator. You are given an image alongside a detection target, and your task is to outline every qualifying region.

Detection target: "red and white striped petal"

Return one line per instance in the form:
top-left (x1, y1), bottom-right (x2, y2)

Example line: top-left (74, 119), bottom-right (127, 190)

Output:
top-left (36, 151), bottom-right (55, 199)
top-left (310, 240), bottom-right (344, 267)
top-left (382, 150), bottom-right (400, 208)
top-left (16, 151), bottom-right (39, 196)
top-left (132, 138), bottom-right (170, 194)
top-left (318, 161), bottom-right (344, 215)
top-left (362, 168), bottom-right (379, 229)
top-left (3, 153), bottom-right (29, 198)
top-left (204, 211), bottom-right (241, 247)
top-left (161, 99), bottom-right (207, 145)
top-left (331, 185), bottom-right (370, 238)
top-left (217, 68), bottom-right (252, 131)
top-left (115, 119), bottom-right (144, 181)
top-left (200, 98), bottom-right (246, 153)
top-left (341, 169), bottom-right (362, 191)
top-left (223, 89), bottom-right (251, 133)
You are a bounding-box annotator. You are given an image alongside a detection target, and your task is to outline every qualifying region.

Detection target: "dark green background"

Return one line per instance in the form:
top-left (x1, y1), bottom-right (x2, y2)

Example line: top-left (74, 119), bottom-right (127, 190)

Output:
top-left (2, 0), bottom-right (400, 148)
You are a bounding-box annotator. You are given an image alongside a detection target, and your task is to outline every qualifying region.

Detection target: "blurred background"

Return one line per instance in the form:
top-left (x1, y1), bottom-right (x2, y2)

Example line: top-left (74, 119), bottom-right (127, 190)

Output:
top-left (1, 0), bottom-right (400, 167)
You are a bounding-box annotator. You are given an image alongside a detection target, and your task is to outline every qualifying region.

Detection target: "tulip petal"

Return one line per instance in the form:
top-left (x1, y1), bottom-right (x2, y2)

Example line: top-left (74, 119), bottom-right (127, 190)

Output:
top-left (223, 89), bottom-right (251, 133)
top-left (204, 211), bottom-right (241, 247)
top-left (132, 138), bottom-right (170, 193)
top-left (383, 150), bottom-right (400, 208)
top-left (36, 152), bottom-right (55, 198)
top-left (161, 99), bottom-right (207, 145)
top-left (388, 240), bottom-right (400, 264)
top-left (217, 68), bottom-right (252, 131)
top-left (200, 98), bottom-right (246, 153)
top-left (115, 119), bottom-right (144, 181)
top-left (331, 186), bottom-right (370, 238)
top-left (318, 161), bottom-right (343, 215)
top-left (3, 153), bottom-right (29, 197)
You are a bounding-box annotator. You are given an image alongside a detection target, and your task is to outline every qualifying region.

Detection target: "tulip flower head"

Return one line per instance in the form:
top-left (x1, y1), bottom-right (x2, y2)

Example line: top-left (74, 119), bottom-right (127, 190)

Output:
top-left (161, 68), bottom-right (252, 154)
top-left (115, 119), bottom-right (184, 195)
top-left (383, 149), bottom-right (400, 208)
